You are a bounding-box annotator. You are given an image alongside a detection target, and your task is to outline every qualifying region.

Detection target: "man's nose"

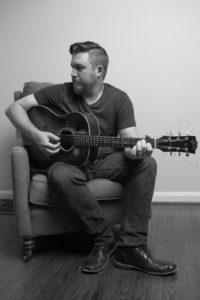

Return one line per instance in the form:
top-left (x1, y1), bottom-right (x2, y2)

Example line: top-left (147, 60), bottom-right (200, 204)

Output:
top-left (71, 68), bottom-right (77, 78)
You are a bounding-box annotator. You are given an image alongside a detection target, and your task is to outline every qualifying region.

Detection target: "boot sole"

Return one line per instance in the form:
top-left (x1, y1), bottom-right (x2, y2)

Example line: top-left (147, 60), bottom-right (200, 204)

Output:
top-left (114, 260), bottom-right (178, 276)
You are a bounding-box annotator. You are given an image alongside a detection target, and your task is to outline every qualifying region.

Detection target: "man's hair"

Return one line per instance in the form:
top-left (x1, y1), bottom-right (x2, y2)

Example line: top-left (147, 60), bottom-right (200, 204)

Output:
top-left (69, 41), bottom-right (109, 78)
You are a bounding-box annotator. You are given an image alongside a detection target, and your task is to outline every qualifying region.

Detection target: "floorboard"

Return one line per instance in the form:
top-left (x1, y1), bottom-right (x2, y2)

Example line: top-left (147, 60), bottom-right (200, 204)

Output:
top-left (0, 204), bottom-right (200, 300)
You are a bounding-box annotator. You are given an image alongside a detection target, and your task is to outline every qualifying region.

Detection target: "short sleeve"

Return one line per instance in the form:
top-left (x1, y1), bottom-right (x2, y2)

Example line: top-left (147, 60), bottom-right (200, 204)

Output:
top-left (34, 84), bottom-right (62, 107)
top-left (116, 94), bottom-right (136, 131)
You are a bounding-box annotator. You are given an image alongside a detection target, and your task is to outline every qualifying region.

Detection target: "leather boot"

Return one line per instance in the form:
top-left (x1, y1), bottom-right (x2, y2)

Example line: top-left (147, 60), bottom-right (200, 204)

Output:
top-left (114, 246), bottom-right (177, 276)
top-left (81, 241), bottom-right (116, 273)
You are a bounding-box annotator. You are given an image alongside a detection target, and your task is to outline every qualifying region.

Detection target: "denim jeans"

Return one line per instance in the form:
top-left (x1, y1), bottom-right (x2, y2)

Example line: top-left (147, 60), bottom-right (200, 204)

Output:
top-left (48, 152), bottom-right (157, 247)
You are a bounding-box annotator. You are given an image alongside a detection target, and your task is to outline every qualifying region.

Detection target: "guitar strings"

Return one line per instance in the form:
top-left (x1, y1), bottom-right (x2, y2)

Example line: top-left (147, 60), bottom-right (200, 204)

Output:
top-left (57, 134), bottom-right (191, 144)
top-left (56, 134), bottom-right (194, 152)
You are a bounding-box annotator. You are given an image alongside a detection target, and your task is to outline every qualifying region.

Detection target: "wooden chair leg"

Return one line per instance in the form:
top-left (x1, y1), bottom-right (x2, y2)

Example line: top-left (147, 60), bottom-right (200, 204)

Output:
top-left (22, 238), bottom-right (36, 262)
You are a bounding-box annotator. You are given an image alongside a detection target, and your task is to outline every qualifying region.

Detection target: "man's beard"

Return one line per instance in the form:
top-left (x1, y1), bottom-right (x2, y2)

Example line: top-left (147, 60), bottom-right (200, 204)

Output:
top-left (73, 81), bottom-right (93, 95)
top-left (72, 81), bottom-right (83, 94)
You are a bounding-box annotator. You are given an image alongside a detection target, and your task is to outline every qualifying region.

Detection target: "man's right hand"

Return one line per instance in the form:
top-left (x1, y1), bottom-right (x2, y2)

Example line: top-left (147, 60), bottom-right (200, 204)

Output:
top-left (35, 131), bottom-right (60, 155)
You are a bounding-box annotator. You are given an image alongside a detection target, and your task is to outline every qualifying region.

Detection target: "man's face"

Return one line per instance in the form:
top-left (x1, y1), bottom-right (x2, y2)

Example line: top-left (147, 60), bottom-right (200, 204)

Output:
top-left (71, 52), bottom-right (98, 95)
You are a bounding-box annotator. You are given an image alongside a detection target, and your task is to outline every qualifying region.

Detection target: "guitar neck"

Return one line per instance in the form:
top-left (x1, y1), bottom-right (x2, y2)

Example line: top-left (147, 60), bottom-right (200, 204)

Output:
top-left (72, 135), bottom-right (156, 149)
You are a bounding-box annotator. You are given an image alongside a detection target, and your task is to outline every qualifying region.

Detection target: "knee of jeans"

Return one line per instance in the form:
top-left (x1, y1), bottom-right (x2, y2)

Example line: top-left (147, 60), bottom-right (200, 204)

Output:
top-left (48, 162), bottom-right (86, 186)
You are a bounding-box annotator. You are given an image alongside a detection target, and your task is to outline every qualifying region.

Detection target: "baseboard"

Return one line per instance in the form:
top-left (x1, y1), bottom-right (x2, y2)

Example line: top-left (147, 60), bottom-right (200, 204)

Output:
top-left (153, 192), bottom-right (200, 203)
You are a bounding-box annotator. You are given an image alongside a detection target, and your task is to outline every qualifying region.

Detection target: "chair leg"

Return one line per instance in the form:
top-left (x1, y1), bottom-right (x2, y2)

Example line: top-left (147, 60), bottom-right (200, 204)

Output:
top-left (22, 238), bottom-right (36, 262)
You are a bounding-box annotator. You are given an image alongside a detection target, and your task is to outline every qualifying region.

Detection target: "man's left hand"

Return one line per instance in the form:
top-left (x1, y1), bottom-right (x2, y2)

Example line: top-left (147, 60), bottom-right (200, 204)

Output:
top-left (125, 139), bottom-right (153, 160)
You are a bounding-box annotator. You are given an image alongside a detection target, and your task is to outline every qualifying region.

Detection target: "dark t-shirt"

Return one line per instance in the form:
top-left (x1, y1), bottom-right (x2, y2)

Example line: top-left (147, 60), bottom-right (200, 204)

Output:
top-left (34, 82), bottom-right (136, 159)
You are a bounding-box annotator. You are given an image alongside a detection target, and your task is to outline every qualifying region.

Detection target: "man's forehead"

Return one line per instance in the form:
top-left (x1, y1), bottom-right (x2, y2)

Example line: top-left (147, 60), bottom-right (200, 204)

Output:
top-left (71, 52), bottom-right (90, 64)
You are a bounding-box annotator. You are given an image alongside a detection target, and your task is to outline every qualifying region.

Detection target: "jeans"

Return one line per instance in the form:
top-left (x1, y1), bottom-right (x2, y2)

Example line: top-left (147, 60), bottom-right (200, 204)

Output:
top-left (48, 151), bottom-right (157, 247)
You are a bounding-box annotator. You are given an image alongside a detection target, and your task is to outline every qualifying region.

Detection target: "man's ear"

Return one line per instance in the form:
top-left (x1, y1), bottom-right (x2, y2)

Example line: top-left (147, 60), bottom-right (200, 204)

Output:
top-left (96, 65), bottom-right (104, 77)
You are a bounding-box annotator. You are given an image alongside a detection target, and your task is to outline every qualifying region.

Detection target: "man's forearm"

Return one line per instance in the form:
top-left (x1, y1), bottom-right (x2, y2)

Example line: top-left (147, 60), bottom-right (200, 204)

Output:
top-left (5, 103), bottom-right (40, 142)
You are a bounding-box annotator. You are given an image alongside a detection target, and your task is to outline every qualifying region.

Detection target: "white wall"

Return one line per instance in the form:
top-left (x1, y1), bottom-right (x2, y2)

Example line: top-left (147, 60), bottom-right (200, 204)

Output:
top-left (1, 0), bottom-right (200, 199)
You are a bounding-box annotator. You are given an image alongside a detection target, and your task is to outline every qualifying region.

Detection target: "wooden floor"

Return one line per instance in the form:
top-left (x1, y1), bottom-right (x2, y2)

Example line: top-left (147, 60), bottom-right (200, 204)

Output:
top-left (0, 204), bottom-right (200, 300)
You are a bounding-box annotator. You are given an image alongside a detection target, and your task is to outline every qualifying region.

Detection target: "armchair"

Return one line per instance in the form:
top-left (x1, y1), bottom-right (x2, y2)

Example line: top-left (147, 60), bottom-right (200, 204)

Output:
top-left (10, 82), bottom-right (124, 262)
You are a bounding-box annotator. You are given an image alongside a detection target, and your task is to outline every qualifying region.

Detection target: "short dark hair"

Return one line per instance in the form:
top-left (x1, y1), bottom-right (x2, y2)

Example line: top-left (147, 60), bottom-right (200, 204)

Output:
top-left (69, 41), bottom-right (109, 77)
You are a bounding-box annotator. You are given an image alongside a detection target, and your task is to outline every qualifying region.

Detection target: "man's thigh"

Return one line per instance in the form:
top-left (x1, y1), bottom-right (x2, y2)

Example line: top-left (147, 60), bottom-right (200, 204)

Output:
top-left (92, 151), bottom-right (131, 182)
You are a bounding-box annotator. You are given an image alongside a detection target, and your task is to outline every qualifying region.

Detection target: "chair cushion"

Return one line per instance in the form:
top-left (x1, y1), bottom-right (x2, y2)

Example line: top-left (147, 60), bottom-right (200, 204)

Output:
top-left (29, 174), bottom-right (124, 207)
top-left (23, 81), bottom-right (53, 97)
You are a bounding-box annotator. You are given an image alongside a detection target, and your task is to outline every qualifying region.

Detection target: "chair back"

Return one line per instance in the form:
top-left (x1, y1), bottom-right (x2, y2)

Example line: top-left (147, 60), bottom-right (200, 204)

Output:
top-left (14, 82), bottom-right (53, 145)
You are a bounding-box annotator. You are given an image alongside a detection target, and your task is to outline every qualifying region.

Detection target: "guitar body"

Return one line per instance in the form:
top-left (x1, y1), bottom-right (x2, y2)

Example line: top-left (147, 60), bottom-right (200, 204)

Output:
top-left (26, 106), bottom-right (100, 169)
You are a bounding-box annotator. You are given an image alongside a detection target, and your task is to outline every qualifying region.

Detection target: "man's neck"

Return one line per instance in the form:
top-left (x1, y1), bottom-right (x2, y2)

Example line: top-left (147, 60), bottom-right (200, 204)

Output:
top-left (83, 84), bottom-right (104, 105)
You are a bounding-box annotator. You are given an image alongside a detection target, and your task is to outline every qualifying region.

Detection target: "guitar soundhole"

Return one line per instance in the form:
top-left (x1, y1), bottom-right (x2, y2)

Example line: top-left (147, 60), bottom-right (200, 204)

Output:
top-left (59, 129), bottom-right (74, 151)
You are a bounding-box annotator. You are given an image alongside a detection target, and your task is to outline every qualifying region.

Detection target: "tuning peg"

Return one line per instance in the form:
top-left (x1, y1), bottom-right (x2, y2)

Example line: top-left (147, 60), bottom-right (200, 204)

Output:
top-left (178, 131), bottom-right (182, 136)
top-left (177, 118), bottom-right (182, 134)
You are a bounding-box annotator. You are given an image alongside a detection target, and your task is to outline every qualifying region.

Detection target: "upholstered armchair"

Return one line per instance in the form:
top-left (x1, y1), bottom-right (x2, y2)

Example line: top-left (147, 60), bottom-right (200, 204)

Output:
top-left (10, 82), bottom-right (124, 262)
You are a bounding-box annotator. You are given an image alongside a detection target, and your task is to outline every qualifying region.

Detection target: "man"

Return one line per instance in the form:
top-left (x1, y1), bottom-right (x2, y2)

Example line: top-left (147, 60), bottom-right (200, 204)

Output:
top-left (6, 41), bottom-right (177, 275)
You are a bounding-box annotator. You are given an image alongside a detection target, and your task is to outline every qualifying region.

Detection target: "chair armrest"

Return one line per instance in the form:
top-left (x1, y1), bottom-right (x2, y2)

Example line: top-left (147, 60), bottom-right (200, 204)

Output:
top-left (10, 146), bottom-right (33, 237)
top-left (10, 146), bottom-right (30, 193)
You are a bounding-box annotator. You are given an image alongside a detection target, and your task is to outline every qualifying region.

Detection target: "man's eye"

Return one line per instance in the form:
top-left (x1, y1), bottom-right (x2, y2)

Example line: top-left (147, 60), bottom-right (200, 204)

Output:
top-left (77, 67), bottom-right (84, 71)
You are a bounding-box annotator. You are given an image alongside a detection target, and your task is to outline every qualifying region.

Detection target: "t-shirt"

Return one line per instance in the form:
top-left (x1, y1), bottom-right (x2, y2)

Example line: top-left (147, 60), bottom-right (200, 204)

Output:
top-left (34, 82), bottom-right (136, 158)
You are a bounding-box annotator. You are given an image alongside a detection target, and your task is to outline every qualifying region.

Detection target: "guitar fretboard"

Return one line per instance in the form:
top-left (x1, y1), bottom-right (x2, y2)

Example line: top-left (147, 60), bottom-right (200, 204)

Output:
top-left (59, 135), bottom-right (156, 149)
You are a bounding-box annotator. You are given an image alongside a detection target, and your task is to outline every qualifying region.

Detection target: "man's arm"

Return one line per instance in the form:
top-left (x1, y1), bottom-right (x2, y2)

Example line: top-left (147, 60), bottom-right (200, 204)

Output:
top-left (5, 94), bottom-right (60, 155)
top-left (119, 126), bottom-right (153, 160)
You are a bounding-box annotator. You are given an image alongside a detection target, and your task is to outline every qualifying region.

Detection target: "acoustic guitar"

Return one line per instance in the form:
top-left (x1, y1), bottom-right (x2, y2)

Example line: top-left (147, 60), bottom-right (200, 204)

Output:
top-left (25, 105), bottom-right (198, 169)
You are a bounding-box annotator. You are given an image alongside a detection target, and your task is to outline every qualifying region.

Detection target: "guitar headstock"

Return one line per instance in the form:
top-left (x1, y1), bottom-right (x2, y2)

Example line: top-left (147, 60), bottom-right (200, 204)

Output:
top-left (156, 135), bottom-right (198, 155)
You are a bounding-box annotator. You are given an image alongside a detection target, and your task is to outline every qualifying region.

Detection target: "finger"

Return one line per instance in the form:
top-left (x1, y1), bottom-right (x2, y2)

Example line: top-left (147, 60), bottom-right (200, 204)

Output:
top-left (146, 142), bottom-right (153, 156)
top-left (146, 142), bottom-right (152, 151)
top-left (127, 146), bottom-right (137, 158)
top-left (45, 141), bottom-right (60, 150)
top-left (48, 132), bottom-right (60, 142)
top-left (131, 146), bottom-right (137, 157)
top-left (141, 139), bottom-right (147, 152)
top-left (136, 140), bottom-right (142, 151)
top-left (136, 140), bottom-right (143, 157)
